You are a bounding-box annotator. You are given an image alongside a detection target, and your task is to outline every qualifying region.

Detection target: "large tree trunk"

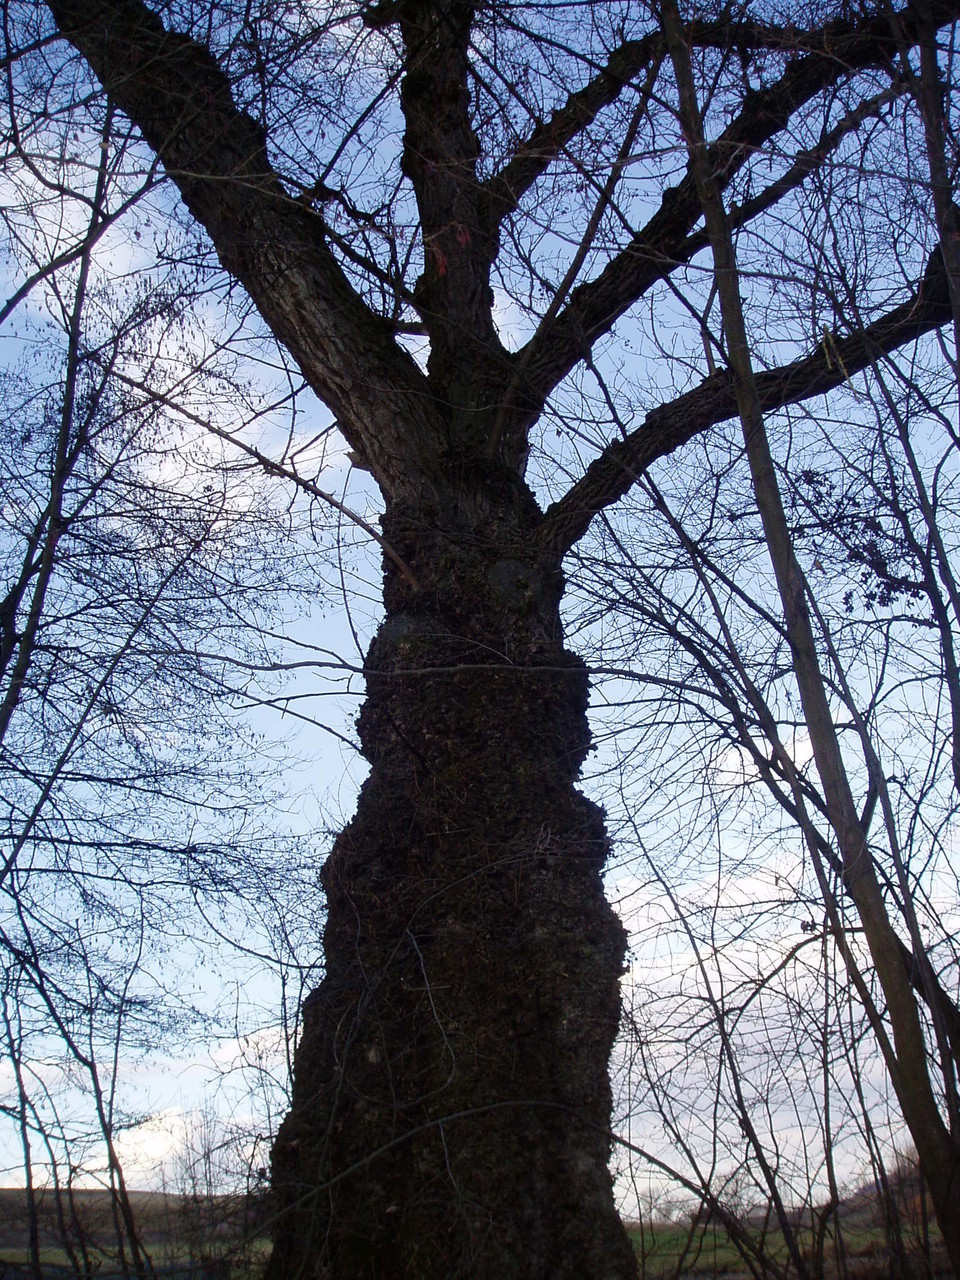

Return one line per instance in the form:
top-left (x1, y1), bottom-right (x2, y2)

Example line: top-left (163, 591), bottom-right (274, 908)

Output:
top-left (267, 472), bottom-right (636, 1280)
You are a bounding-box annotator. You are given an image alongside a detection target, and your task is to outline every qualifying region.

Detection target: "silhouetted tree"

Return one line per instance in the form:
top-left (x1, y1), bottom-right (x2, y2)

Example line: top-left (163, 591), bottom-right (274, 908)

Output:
top-left (14, 0), bottom-right (960, 1273)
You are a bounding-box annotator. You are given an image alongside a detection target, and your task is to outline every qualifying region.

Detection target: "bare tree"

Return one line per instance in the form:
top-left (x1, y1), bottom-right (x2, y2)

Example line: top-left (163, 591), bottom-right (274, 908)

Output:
top-left (10, 0), bottom-right (960, 1274)
top-left (0, 58), bottom-right (327, 1275)
top-left (569, 22), bottom-right (960, 1260)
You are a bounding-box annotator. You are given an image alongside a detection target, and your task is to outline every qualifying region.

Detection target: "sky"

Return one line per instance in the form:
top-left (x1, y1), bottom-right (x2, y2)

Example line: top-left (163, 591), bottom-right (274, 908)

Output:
top-left (0, 13), bottom-right (953, 1232)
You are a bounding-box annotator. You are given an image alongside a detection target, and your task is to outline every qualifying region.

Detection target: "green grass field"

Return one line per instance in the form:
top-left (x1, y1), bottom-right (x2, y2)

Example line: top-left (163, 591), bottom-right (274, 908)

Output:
top-left (624, 1214), bottom-right (948, 1279)
top-left (0, 1188), bottom-right (949, 1279)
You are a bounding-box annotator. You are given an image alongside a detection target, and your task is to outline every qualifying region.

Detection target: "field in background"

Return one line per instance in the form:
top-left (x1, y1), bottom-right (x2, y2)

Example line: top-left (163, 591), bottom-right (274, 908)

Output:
top-left (0, 1181), bottom-right (949, 1279)
top-left (0, 1188), bottom-right (268, 1277)
top-left (625, 1219), bottom-right (948, 1279)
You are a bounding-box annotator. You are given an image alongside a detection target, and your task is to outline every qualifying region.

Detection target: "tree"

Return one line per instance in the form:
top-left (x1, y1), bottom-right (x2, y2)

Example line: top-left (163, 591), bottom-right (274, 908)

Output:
top-left (0, 51), bottom-right (325, 1273)
top-left (570, 42), bottom-right (960, 1263)
top-left (16, 0), bottom-right (960, 1274)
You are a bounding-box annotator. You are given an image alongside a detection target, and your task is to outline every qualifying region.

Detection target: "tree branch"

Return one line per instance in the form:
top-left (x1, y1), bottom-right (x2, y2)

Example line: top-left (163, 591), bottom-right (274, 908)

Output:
top-left (44, 0), bottom-right (446, 489)
top-left (481, 30), bottom-right (662, 226)
top-left (536, 248), bottom-right (953, 558)
top-left (481, 16), bottom-right (809, 226)
top-left (397, 0), bottom-right (506, 405)
top-left (510, 0), bottom-right (960, 430)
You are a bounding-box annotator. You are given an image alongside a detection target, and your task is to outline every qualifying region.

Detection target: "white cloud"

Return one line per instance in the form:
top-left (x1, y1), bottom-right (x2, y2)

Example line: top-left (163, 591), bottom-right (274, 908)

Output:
top-left (112, 1110), bottom-right (190, 1188)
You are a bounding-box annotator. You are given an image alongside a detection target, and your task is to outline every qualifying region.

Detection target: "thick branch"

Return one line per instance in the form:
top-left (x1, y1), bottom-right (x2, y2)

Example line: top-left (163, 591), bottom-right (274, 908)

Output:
top-left (398, 0), bottom-right (506, 407)
top-left (482, 30), bottom-right (661, 224)
top-left (482, 18), bottom-right (807, 226)
top-left (536, 249), bottom-right (952, 558)
top-left (45, 0), bottom-right (445, 490)
top-left (512, 0), bottom-right (960, 427)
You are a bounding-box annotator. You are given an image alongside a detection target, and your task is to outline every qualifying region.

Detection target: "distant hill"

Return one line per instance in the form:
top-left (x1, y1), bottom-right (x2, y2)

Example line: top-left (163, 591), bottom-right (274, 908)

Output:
top-left (0, 1187), bottom-right (269, 1275)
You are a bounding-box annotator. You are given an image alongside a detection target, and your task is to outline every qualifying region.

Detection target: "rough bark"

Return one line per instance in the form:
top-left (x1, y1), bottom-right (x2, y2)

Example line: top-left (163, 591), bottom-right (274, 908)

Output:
top-left (267, 473), bottom-right (635, 1279)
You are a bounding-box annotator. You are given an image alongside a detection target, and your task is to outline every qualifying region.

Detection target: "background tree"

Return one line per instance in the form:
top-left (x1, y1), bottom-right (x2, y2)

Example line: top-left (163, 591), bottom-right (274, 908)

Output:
top-left (569, 15), bottom-right (960, 1264)
top-left (0, 52), bottom-right (329, 1274)
top-left (9, 0), bottom-right (960, 1275)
